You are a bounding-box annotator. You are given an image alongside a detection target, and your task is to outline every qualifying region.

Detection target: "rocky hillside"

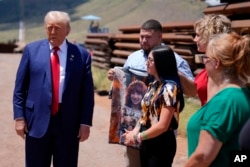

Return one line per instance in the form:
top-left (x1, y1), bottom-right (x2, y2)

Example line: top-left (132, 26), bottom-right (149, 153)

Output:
top-left (0, 0), bottom-right (207, 43)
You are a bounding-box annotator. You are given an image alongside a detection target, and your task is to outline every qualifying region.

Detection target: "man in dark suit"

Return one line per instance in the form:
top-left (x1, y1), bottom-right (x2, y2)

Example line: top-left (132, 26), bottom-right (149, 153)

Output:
top-left (13, 11), bottom-right (94, 167)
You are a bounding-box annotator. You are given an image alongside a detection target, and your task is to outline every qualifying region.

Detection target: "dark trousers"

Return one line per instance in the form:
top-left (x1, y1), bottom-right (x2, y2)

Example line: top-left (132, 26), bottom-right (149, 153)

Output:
top-left (140, 130), bottom-right (176, 167)
top-left (25, 110), bottom-right (79, 167)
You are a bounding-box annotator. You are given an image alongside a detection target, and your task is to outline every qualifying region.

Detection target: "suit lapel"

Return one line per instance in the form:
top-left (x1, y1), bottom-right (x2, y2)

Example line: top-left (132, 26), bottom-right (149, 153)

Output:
top-left (63, 42), bottom-right (75, 91)
top-left (40, 41), bottom-right (52, 86)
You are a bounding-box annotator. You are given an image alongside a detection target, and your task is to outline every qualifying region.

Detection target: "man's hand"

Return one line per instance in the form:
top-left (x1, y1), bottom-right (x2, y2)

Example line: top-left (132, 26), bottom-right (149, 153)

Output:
top-left (107, 68), bottom-right (114, 81)
top-left (78, 125), bottom-right (90, 142)
top-left (15, 118), bottom-right (28, 139)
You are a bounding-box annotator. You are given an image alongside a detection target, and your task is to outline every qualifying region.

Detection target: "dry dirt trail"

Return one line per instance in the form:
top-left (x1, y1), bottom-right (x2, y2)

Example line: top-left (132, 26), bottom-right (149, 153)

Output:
top-left (0, 53), bottom-right (187, 167)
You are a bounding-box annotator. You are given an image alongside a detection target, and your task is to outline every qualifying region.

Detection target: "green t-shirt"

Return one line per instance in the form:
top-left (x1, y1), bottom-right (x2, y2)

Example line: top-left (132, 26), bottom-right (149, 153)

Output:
top-left (187, 87), bottom-right (250, 167)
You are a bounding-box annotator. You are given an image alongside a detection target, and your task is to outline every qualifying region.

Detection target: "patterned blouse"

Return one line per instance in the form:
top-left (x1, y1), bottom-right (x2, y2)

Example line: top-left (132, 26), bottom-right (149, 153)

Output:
top-left (140, 80), bottom-right (181, 130)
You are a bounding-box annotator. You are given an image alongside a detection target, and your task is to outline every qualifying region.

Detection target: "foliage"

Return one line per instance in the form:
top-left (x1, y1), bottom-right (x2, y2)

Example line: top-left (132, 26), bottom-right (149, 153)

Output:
top-left (0, 0), bottom-right (206, 43)
top-left (92, 66), bottom-right (112, 91)
top-left (0, 0), bottom-right (88, 23)
top-left (178, 98), bottom-right (200, 137)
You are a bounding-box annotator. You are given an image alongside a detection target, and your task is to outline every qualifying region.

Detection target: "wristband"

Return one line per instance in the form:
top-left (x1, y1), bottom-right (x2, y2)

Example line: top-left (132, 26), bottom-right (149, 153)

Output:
top-left (134, 133), bottom-right (142, 144)
top-left (142, 131), bottom-right (147, 140)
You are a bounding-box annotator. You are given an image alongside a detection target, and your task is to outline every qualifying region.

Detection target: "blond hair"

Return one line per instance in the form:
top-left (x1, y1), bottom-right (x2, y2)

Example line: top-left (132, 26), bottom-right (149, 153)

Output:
top-left (194, 14), bottom-right (231, 47)
top-left (207, 32), bottom-right (250, 81)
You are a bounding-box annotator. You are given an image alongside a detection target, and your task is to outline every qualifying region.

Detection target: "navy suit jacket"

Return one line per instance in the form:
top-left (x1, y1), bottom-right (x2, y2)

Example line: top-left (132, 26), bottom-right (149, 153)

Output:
top-left (13, 39), bottom-right (94, 138)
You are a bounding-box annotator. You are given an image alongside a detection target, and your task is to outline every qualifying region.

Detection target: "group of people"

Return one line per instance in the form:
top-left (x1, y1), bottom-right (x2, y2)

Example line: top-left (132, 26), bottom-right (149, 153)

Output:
top-left (12, 10), bottom-right (250, 167)
top-left (108, 14), bottom-right (250, 167)
top-left (108, 19), bottom-right (192, 167)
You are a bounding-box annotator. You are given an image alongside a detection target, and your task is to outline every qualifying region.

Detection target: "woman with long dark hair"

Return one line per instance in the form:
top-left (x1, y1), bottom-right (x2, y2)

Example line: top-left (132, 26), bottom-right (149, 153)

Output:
top-left (123, 45), bottom-right (184, 166)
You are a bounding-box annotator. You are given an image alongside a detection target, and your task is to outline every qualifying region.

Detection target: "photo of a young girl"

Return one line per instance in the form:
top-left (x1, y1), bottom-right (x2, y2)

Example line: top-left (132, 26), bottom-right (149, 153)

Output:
top-left (119, 80), bottom-right (147, 148)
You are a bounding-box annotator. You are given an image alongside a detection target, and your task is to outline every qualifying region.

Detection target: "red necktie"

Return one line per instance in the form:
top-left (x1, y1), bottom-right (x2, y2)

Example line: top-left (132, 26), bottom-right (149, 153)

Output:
top-left (51, 47), bottom-right (60, 115)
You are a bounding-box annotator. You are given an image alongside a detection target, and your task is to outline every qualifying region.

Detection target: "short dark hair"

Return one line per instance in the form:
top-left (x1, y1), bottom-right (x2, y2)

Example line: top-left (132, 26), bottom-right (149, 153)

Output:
top-left (141, 19), bottom-right (162, 33)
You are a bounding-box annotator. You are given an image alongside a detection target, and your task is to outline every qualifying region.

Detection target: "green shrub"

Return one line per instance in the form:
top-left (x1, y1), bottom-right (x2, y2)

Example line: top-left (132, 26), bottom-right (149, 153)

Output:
top-left (92, 66), bottom-right (112, 91)
top-left (178, 98), bottom-right (200, 137)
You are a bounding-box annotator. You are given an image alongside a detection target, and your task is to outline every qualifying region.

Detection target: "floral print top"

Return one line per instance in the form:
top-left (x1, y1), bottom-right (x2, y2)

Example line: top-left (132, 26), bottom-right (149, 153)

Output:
top-left (140, 80), bottom-right (181, 130)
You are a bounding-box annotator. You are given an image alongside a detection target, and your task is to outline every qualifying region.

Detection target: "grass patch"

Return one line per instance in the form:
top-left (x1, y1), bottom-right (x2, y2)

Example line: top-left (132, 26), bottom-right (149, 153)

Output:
top-left (92, 66), bottom-right (112, 91)
top-left (178, 98), bottom-right (200, 137)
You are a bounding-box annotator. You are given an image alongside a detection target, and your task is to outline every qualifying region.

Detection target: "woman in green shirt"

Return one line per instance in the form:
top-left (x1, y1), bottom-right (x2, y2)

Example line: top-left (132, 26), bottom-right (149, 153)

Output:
top-left (185, 32), bottom-right (250, 167)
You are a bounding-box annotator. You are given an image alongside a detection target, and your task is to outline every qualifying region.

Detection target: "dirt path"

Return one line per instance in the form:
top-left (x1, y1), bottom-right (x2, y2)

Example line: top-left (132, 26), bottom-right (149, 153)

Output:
top-left (0, 53), bottom-right (187, 167)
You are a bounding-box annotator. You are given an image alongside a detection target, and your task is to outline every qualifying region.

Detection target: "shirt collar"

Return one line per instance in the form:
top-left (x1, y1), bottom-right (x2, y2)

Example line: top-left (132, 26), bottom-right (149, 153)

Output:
top-left (50, 40), bottom-right (67, 52)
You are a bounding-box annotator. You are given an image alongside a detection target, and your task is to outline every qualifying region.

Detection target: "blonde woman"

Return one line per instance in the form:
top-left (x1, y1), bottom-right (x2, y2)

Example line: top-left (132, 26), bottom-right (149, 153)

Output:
top-left (180, 14), bottom-right (231, 105)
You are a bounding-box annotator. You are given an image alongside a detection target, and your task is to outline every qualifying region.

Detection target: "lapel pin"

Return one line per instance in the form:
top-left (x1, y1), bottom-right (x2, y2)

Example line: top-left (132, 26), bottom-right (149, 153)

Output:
top-left (70, 55), bottom-right (74, 61)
